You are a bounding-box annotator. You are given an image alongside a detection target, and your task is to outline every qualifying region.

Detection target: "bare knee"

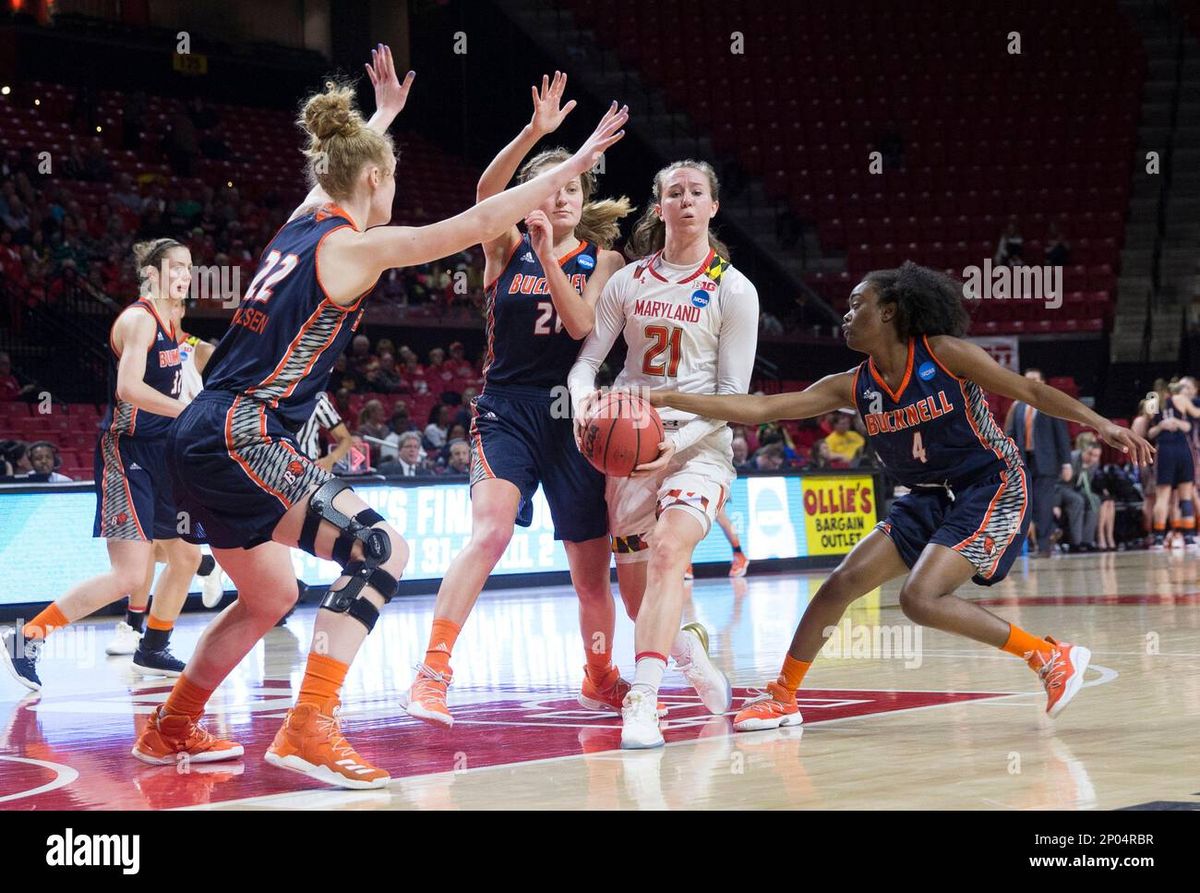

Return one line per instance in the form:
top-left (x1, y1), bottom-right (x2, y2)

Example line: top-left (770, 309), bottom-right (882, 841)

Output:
top-left (470, 518), bottom-right (514, 563)
top-left (897, 584), bottom-right (939, 626)
top-left (649, 532), bottom-right (690, 571)
top-left (815, 565), bottom-right (870, 608)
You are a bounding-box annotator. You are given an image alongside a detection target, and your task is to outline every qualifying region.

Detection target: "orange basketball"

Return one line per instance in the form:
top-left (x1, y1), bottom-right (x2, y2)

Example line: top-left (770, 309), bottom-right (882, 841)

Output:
top-left (580, 391), bottom-right (665, 477)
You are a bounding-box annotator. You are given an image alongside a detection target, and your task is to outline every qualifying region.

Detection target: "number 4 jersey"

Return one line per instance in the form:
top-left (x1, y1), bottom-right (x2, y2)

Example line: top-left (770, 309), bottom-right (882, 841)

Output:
top-left (569, 248), bottom-right (759, 451)
top-left (853, 335), bottom-right (1022, 489)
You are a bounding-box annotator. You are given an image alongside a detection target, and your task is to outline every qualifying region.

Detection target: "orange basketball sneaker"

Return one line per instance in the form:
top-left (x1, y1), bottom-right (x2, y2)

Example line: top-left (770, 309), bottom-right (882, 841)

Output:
top-left (579, 665), bottom-right (668, 717)
top-left (729, 552), bottom-right (750, 577)
top-left (265, 700), bottom-right (389, 790)
top-left (732, 681), bottom-right (803, 732)
top-left (131, 706), bottom-right (244, 765)
top-left (1027, 636), bottom-right (1091, 718)
top-left (401, 663), bottom-right (454, 727)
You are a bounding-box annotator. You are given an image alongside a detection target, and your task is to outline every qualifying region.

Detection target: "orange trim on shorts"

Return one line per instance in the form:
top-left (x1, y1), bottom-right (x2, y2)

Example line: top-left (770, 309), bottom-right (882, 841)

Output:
top-left (225, 396), bottom-right (290, 509)
top-left (100, 430), bottom-right (148, 541)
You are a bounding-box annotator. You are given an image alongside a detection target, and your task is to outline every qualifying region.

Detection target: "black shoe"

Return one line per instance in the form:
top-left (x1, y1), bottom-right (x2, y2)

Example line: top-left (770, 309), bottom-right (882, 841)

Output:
top-left (274, 604), bottom-right (297, 628)
top-left (0, 627), bottom-right (42, 691)
top-left (132, 646), bottom-right (185, 677)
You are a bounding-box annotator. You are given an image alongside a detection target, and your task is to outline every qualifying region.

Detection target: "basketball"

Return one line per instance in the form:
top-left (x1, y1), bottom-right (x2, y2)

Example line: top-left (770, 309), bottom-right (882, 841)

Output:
top-left (580, 391), bottom-right (665, 477)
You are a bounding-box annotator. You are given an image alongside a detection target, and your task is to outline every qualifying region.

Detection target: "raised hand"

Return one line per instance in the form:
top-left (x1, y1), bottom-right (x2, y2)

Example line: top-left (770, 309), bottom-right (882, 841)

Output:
top-left (568, 102), bottom-right (628, 177)
top-left (365, 43), bottom-right (415, 120)
top-left (530, 71), bottom-right (577, 136)
top-left (525, 209), bottom-right (554, 259)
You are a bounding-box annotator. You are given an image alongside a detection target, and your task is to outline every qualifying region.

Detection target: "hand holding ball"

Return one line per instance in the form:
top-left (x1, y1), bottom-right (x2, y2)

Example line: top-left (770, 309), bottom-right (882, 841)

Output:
top-left (579, 391), bottom-right (665, 477)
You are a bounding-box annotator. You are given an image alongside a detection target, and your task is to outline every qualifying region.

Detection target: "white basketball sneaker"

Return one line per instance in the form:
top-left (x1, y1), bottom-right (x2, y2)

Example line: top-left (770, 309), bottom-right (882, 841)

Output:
top-left (105, 621), bottom-right (142, 656)
top-left (674, 622), bottom-right (732, 715)
top-left (620, 689), bottom-right (665, 749)
top-left (200, 569), bottom-right (224, 609)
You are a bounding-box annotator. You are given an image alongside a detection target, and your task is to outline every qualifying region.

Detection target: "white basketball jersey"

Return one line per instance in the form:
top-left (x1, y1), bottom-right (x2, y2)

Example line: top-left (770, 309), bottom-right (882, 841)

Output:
top-left (572, 249), bottom-right (759, 426)
top-left (178, 335), bottom-right (204, 402)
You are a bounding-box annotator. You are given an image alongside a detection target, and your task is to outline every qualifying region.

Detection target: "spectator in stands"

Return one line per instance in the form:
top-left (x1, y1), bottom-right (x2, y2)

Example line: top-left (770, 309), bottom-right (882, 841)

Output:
top-left (22, 441), bottom-right (72, 483)
top-left (732, 435), bottom-right (751, 472)
top-left (366, 352), bottom-right (404, 393)
top-left (759, 311), bottom-right (784, 335)
top-left (378, 431), bottom-right (433, 478)
top-left (349, 334), bottom-right (374, 374)
top-left (1044, 220), bottom-right (1071, 266)
top-left (453, 387), bottom-right (478, 432)
top-left (445, 341), bottom-right (475, 379)
top-left (994, 216), bottom-right (1025, 267)
top-left (356, 399), bottom-right (390, 464)
top-left (439, 438), bottom-right (471, 476)
top-left (1062, 433), bottom-right (1101, 552)
top-left (820, 410), bottom-right (866, 466)
top-left (404, 354), bottom-right (430, 394)
top-left (379, 402), bottom-right (418, 460)
top-left (0, 440), bottom-right (30, 477)
top-left (1, 196), bottom-right (31, 239)
top-left (0, 352), bottom-right (35, 401)
top-left (333, 388), bottom-right (358, 432)
top-left (1006, 368), bottom-right (1073, 557)
top-left (752, 442), bottom-right (786, 472)
top-left (424, 403), bottom-right (452, 451)
top-left (427, 346), bottom-right (454, 390)
top-left (328, 354), bottom-right (362, 393)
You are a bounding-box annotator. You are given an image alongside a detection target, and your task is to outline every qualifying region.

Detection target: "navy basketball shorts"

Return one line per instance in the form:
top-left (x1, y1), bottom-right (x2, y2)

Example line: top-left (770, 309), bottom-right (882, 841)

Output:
top-left (92, 432), bottom-right (181, 541)
top-left (1155, 442), bottom-right (1195, 487)
top-left (468, 384), bottom-right (607, 543)
top-left (166, 390), bottom-right (330, 549)
top-left (876, 465), bottom-right (1031, 586)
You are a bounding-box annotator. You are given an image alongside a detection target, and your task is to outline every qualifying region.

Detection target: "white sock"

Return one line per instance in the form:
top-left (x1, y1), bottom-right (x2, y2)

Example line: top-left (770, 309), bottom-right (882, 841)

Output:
top-left (631, 655), bottom-right (666, 697)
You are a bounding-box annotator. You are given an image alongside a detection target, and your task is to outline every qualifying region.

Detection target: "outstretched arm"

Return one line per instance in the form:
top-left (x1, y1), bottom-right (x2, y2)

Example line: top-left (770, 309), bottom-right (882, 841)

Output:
top-left (650, 371), bottom-right (856, 426)
top-left (927, 335), bottom-right (1154, 464)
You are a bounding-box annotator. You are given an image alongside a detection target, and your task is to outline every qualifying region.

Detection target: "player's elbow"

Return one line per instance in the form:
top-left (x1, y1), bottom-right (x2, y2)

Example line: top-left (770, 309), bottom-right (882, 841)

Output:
top-left (564, 318), bottom-right (593, 341)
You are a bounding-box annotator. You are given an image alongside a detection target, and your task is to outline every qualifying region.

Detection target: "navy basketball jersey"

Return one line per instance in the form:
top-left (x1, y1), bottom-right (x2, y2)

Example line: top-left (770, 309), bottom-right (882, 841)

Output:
top-left (482, 233), bottom-right (599, 391)
top-left (853, 335), bottom-right (1022, 488)
top-left (101, 298), bottom-right (181, 440)
top-left (1153, 398), bottom-right (1191, 450)
top-left (204, 204), bottom-right (373, 428)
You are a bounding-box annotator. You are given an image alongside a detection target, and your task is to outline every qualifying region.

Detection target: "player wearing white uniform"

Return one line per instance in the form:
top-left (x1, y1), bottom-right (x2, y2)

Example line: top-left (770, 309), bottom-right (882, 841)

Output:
top-left (569, 160), bottom-right (759, 748)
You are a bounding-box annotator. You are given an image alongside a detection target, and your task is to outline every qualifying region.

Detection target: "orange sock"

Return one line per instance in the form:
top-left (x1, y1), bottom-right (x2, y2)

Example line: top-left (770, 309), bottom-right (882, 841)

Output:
top-left (162, 674), bottom-right (214, 721)
top-left (777, 655), bottom-right (811, 692)
top-left (424, 618), bottom-right (461, 673)
top-left (1002, 624), bottom-right (1054, 659)
top-left (146, 614), bottom-right (174, 631)
top-left (585, 646), bottom-right (613, 681)
top-left (1154, 522), bottom-right (1166, 532)
top-left (23, 603), bottom-right (69, 640)
top-left (297, 652), bottom-right (349, 710)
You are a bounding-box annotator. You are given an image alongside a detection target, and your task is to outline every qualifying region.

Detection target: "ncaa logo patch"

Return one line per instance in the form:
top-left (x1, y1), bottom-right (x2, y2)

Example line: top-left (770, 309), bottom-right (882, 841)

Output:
top-left (691, 289), bottom-right (710, 309)
top-left (918, 361), bottom-right (937, 381)
top-left (576, 253), bottom-right (595, 270)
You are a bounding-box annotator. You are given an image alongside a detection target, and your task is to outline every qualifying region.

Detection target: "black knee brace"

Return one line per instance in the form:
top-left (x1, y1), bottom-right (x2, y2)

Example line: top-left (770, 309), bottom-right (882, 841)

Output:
top-left (300, 479), bottom-right (399, 632)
